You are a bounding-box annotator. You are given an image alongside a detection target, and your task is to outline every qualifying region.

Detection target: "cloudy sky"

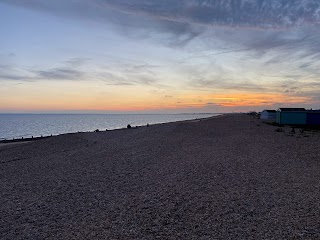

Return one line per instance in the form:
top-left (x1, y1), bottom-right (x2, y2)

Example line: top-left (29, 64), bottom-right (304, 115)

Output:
top-left (1, 0), bottom-right (320, 113)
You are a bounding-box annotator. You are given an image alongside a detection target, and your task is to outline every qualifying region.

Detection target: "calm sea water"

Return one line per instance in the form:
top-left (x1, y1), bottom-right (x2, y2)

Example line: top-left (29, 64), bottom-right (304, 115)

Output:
top-left (0, 114), bottom-right (219, 140)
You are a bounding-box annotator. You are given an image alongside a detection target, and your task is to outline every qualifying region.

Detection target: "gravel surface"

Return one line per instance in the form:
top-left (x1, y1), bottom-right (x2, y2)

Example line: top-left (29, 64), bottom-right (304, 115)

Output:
top-left (1, 114), bottom-right (320, 239)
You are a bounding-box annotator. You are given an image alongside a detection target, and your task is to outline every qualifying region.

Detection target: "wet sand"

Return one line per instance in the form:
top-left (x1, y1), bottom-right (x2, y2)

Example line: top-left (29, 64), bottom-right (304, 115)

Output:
top-left (1, 114), bottom-right (320, 239)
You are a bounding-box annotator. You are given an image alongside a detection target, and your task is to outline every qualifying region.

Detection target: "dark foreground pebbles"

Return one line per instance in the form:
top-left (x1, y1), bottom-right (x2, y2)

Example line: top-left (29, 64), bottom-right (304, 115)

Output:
top-left (1, 114), bottom-right (320, 239)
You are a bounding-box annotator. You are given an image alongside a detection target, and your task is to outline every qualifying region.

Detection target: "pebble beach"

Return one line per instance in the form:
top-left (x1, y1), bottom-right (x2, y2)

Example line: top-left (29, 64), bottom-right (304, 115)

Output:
top-left (1, 114), bottom-right (320, 239)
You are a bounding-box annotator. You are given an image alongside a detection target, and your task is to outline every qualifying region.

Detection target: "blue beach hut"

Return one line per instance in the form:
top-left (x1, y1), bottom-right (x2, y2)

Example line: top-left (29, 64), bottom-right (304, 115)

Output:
top-left (306, 110), bottom-right (320, 125)
top-left (276, 108), bottom-right (307, 125)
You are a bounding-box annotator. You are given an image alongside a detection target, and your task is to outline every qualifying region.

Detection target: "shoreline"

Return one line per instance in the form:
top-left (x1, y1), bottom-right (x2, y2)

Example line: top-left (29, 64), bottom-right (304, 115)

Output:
top-left (0, 113), bottom-right (223, 144)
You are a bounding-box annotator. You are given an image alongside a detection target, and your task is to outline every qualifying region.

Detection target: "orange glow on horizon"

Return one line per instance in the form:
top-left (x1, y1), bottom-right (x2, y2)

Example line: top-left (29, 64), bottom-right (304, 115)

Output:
top-left (0, 89), bottom-right (314, 112)
top-left (176, 92), bottom-right (313, 108)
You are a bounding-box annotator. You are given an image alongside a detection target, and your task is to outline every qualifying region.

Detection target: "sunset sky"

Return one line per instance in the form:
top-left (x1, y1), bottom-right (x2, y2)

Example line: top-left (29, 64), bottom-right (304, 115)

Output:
top-left (1, 0), bottom-right (320, 113)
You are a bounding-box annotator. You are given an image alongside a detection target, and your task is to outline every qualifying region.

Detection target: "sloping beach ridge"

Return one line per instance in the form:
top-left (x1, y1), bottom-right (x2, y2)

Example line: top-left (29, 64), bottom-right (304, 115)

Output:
top-left (1, 114), bottom-right (320, 239)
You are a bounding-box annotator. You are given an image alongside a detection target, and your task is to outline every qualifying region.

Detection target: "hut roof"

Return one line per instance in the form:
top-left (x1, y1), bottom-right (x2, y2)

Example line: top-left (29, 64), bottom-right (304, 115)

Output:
top-left (278, 108), bottom-right (306, 112)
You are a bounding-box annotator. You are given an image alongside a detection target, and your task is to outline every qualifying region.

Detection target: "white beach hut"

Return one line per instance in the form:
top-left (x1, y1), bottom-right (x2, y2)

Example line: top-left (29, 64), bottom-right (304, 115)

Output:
top-left (260, 110), bottom-right (276, 121)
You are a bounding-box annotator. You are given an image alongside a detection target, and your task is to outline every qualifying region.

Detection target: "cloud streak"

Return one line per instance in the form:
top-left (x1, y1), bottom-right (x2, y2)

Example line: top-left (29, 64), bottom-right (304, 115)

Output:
top-left (36, 68), bottom-right (84, 80)
top-left (0, 57), bottom-right (167, 89)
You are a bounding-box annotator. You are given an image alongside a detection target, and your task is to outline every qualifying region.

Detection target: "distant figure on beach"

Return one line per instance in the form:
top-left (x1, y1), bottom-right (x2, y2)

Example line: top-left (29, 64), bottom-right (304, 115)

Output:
top-left (147, 123), bottom-right (149, 127)
top-left (127, 124), bottom-right (132, 129)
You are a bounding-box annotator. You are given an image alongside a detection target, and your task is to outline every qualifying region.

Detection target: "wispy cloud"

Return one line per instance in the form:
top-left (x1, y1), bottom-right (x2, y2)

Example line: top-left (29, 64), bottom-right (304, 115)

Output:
top-left (191, 76), bottom-right (269, 92)
top-left (100, 70), bottom-right (167, 88)
top-left (36, 68), bottom-right (84, 80)
top-left (0, 53), bottom-right (171, 90)
top-left (65, 57), bottom-right (91, 67)
top-left (0, 63), bottom-right (34, 82)
top-left (0, 73), bottom-right (30, 81)
top-left (0, 61), bottom-right (165, 88)
top-left (0, 58), bottom-right (86, 82)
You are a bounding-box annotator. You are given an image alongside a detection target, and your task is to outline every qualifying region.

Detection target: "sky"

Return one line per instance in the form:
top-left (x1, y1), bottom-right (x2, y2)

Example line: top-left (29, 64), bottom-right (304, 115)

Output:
top-left (1, 0), bottom-right (320, 113)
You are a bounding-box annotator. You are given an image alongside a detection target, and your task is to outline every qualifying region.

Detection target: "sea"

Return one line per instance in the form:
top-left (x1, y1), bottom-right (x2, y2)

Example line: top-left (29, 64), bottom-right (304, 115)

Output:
top-left (0, 113), bottom-right (220, 140)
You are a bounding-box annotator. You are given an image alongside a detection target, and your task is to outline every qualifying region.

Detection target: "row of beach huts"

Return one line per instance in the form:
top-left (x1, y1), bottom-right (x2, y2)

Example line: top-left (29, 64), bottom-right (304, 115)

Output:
top-left (260, 108), bottom-right (320, 125)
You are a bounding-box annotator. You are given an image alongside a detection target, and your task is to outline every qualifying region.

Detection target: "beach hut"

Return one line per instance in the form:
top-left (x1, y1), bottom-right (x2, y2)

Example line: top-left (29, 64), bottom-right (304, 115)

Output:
top-left (306, 110), bottom-right (320, 125)
top-left (260, 110), bottom-right (276, 121)
top-left (276, 108), bottom-right (307, 125)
